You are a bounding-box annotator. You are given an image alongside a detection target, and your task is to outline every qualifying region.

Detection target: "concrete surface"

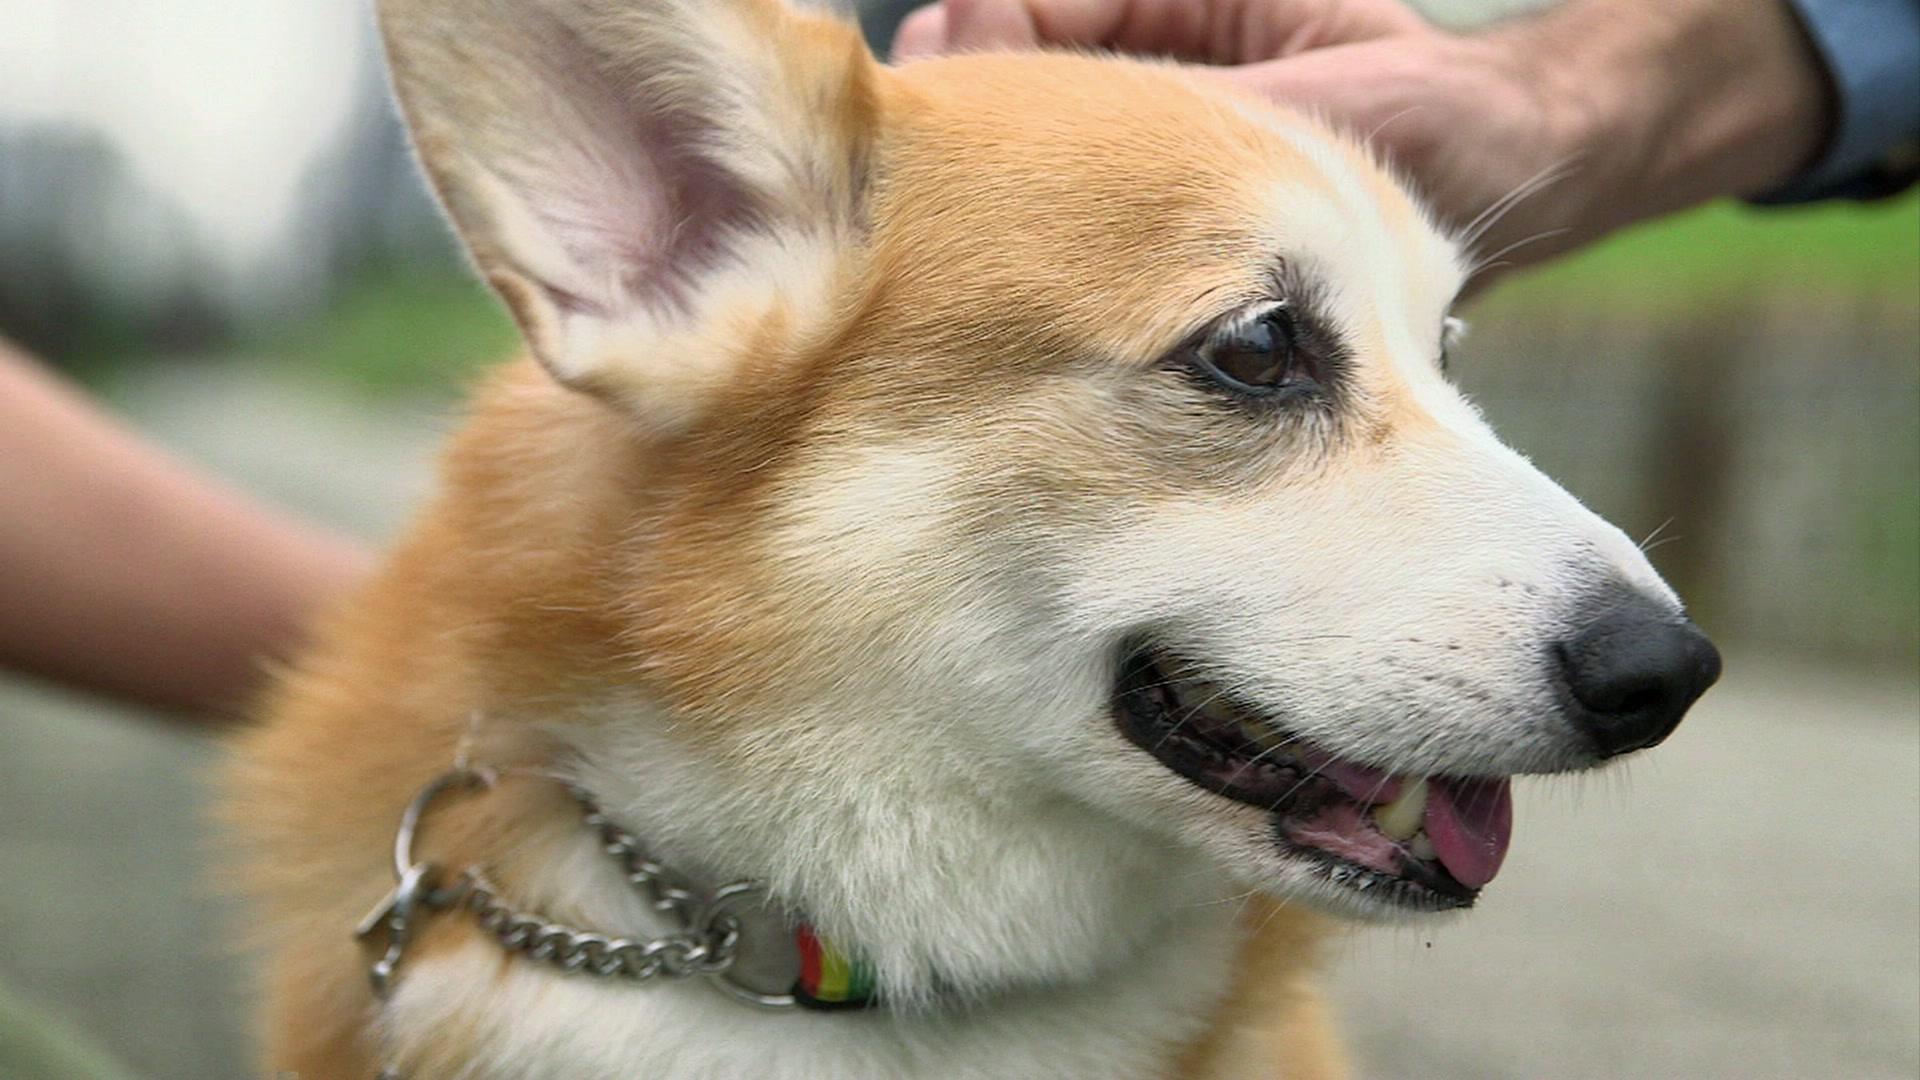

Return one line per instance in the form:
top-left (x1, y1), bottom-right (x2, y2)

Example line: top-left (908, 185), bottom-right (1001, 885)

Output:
top-left (1, 366), bottom-right (1915, 1079)
top-left (1329, 659), bottom-right (1919, 1080)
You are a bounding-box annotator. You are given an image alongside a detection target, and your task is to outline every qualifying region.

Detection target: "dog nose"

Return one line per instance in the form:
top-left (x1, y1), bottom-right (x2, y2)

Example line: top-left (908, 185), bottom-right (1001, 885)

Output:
top-left (1557, 595), bottom-right (1721, 759)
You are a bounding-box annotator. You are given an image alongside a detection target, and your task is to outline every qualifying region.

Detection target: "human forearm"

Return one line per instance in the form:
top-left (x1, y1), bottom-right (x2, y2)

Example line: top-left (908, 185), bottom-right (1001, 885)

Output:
top-left (0, 343), bottom-right (369, 719)
top-left (1500, 0), bottom-right (1832, 241)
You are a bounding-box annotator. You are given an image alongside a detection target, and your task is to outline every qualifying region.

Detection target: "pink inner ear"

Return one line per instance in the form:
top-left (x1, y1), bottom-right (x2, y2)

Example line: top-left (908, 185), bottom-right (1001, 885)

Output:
top-left (504, 12), bottom-right (762, 320)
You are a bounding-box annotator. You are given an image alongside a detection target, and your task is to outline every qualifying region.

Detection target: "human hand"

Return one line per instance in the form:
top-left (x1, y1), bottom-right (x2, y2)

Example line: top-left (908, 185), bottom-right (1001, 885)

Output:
top-left (894, 0), bottom-right (1831, 279)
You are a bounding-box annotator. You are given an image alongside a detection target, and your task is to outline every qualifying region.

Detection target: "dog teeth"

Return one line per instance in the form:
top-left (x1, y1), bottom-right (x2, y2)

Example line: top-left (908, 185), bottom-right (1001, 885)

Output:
top-left (1409, 830), bottom-right (1436, 861)
top-left (1198, 694), bottom-right (1238, 727)
top-left (1240, 718), bottom-right (1289, 750)
top-left (1176, 681), bottom-right (1271, 740)
top-left (1167, 676), bottom-right (1295, 754)
top-left (1370, 777), bottom-right (1428, 841)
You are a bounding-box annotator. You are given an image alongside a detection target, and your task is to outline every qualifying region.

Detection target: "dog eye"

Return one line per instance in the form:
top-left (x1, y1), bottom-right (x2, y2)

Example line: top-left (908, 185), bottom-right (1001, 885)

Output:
top-left (1191, 306), bottom-right (1311, 396)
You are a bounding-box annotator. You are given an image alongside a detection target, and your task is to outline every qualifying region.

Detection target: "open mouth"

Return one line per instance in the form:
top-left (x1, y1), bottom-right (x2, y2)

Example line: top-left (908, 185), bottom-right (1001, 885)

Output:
top-left (1114, 645), bottom-right (1514, 911)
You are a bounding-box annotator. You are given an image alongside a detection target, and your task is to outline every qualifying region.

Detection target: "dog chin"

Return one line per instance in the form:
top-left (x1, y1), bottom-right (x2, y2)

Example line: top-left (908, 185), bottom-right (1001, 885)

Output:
top-left (1234, 837), bottom-right (1486, 922)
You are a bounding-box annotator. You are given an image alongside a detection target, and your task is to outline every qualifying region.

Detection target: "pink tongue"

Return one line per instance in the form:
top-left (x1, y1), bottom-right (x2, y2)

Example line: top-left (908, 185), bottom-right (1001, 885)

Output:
top-left (1423, 777), bottom-right (1514, 889)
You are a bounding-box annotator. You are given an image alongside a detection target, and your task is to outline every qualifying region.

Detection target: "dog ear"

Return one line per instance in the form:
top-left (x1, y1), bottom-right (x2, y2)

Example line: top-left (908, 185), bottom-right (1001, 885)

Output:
top-left (380, 0), bottom-right (878, 426)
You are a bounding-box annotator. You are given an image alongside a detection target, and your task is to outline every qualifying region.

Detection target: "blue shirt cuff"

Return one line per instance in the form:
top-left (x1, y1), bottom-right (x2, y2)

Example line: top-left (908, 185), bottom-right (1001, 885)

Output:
top-left (1760, 0), bottom-right (1920, 203)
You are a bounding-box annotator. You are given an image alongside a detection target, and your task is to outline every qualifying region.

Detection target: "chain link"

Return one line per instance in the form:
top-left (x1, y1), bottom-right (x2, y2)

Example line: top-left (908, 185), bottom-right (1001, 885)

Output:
top-left (446, 785), bottom-right (750, 983)
top-left (361, 769), bottom-right (796, 1080)
top-left (357, 771), bottom-right (782, 1000)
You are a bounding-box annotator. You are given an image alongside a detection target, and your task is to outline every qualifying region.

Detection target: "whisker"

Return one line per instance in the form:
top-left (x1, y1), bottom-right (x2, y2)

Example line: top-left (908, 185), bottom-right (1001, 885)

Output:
top-left (1638, 517), bottom-right (1676, 553)
top-left (1468, 227), bottom-right (1573, 281)
top-left (1151, 684), bottom-right (1237, 751)
top-left (1364, 105), bottom-right (1426, 151)
top-left (1457, 162), bottom-right (1561, 246)
top-left (1641, 533), bottom-right (1685, 555)
top-left (1247, 892), bottom-right (1295, 939)
top-left (1458, 156), bottom-right (1582, 250)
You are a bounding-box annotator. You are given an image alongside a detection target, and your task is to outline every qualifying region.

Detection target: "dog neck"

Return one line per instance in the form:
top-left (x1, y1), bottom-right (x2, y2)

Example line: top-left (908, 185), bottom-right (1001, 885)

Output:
top-left (553, 698), bottom-right (1235, 1007)
top-left (373, 703), bottom-right (1250, 1079)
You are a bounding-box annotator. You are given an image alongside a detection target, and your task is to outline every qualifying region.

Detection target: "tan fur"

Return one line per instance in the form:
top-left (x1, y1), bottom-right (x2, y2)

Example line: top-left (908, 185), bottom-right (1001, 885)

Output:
top-left (226, 2), bottom-right (1486, 1076)
top-left (1172, 902), bottom-right (1349, 1080)
top-left (228, 365), bottom-right (1346, 1078)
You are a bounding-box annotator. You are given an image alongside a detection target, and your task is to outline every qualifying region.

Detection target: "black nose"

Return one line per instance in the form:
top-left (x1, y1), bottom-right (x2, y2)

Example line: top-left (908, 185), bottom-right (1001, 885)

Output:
top-left (1557, 595), bottom-right (1721, 759)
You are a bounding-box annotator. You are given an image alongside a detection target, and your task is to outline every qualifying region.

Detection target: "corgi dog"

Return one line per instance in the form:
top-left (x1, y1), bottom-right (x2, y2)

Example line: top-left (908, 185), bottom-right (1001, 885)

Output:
top-left (226, 0), bottom-right (1721, 1076)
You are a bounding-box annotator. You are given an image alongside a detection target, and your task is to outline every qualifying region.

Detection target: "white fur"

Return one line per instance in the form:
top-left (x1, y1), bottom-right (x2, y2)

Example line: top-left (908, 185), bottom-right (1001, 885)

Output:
top-left (385, 911), bottom-right (1239, 1080)
top-left (772, 443), bottom-right (964, 579)
top-left (362, 0), bottom-right (1690, 1074)
top-left (382, 716), bottom-right (1242, 1078)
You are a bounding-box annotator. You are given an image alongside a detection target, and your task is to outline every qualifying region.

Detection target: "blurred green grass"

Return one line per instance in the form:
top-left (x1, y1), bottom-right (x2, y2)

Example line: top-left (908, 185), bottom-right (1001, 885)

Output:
top-left (1490, 191), bottom-right (1920, 315)
top-left (260, 263), bottom-right (518, 396)
top-left (266, 193), bottom-right (1918, 394)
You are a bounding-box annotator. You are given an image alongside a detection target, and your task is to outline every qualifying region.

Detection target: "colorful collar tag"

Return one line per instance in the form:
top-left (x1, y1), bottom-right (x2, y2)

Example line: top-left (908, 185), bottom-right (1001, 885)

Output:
top-left (792, 923), bottom-right (880, 1010)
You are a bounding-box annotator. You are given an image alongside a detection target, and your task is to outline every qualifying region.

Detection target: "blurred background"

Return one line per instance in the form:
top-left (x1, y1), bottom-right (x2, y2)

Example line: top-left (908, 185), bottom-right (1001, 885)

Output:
top-left (0, 1), bottom-right (1914, 1078)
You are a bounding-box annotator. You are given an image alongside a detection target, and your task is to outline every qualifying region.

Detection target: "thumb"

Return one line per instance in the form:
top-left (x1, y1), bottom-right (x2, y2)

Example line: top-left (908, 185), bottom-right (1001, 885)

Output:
top-left (891, 6), bottom-right (952, 59)
top-left (1220, 48), bottom-right (1379, 120)
top-left (892, 0), bottom-right (1428, 63)
top-left (888, 0), bottom-right (1240, 61)
top-left (941, 0), bottom-right (1046, 51)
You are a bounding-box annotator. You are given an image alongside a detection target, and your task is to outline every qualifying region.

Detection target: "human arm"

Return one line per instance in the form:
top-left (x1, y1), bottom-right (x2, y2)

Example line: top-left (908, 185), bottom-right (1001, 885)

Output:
top-left (894, 0), bottom-right (1846, 273)
top-left (1760, 0), bottom-right (1920, 202)
top-left (0, 340), bottom-right (370, 720)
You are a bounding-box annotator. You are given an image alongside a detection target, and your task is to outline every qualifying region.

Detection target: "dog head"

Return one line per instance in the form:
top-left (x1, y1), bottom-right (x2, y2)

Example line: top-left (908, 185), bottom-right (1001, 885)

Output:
top-left (382, 0), bottom-right (1718, 981)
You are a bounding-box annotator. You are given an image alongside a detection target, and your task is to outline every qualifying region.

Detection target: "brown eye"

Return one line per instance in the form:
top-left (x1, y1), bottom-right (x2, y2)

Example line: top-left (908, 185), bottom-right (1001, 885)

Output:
top-left (1192, 306), bottom-right (1307, 396)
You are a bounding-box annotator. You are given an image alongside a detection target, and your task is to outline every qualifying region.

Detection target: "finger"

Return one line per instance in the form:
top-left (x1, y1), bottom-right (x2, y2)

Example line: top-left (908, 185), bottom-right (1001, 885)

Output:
top-left (1226, 49), bottom-right (1376, 118)
top-left (934, 0), bottom-right (1224, 59)
top-left (891, 6), bottom-right (951, 60)
top-left (886, 0), bottom-right (1208, 62)
top-left (887, 0), bottom-right (1422, 64)
top-left (1001, 0), bottom-right (1422, 61)
top-left (1007, 0), bottom-right (1134, 47)
top-left (942, 0), bottom-right (1044, 50)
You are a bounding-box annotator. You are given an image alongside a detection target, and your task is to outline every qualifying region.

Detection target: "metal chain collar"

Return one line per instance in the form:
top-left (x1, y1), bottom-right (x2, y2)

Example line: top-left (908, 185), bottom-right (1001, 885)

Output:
top-left (355, 766), bottom-right (798, 1013)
